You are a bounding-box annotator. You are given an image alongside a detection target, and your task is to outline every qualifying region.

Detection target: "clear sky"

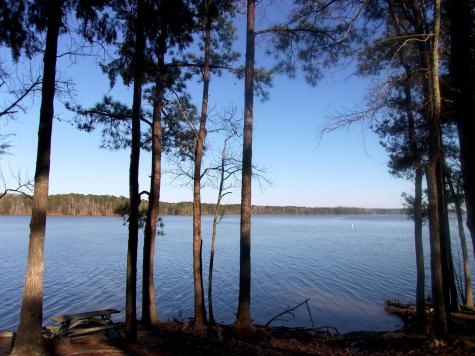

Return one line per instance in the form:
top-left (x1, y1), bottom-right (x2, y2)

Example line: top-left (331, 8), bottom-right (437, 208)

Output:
top-left (0, 4), bottom-right (413, 209)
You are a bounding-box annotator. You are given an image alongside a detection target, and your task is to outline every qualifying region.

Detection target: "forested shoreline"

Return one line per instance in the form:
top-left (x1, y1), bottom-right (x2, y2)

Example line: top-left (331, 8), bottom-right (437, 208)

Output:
top-left (2, 0), bottom-right (475, 352)
top-left (0, 193), bottom-right (402, 216)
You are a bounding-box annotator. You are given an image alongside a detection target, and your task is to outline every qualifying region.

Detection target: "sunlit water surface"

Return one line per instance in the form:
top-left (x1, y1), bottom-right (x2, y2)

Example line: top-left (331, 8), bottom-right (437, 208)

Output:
top-left (1, 215), bottom-right (473, 333)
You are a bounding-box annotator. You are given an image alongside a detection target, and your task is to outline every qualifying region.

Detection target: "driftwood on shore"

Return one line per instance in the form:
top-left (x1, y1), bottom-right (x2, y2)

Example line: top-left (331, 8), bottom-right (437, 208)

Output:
top-left (386, 300), bottom-right (475, 334)
top-left (264, 298), bottom-right (341, 336)
top-left (264, 299), bottom-right (313, 328)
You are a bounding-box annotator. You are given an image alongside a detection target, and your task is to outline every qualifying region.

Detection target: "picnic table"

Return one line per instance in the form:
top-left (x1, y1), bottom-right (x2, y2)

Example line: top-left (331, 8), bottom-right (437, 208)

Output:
top-left (45, 309), bottom-right (123, 338)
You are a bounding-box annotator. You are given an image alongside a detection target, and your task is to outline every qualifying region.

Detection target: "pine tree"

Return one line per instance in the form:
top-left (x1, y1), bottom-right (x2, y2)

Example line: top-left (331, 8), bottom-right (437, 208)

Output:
top-left (7, 1), bottom-right (112, 353)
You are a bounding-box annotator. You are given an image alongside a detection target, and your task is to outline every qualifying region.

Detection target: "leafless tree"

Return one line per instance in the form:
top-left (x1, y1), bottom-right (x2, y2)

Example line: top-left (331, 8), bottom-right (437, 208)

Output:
top-left (207, 136), bottom-right (240, 325)
top-left (0, 59), bottom-right (42, 119)
top-left (0, 166), bottom-right (33, 200)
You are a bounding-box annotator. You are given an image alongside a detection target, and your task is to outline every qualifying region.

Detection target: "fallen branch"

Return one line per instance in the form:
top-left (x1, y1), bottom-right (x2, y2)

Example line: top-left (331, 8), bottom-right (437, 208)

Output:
top-left (265, 299), bottom-right (310, 328)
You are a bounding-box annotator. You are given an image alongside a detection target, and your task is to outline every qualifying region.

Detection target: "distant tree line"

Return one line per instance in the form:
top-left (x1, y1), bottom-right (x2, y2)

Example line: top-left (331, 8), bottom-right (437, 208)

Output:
top-left (1, 0), bottom-right (474, 350)
top-left (0, 194), bottom-right (127, 216)
top-left (0, 193), bottom-right (399, 216)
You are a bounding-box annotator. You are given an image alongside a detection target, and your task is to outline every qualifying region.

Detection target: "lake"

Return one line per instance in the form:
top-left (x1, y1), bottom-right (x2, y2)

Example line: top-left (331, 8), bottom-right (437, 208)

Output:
top-left (0, 214), bottom-right (473, 333)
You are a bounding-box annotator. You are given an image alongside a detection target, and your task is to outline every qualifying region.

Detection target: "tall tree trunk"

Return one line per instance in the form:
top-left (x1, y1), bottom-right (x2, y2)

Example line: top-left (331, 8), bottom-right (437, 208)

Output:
top-left (414, 167), bottom-right (426, 331)
top-left (208, 140), bottom-right (228, 325)
top-left (235, 0), bottom-right (255, 331)
top-left (125, 0), bottom-right (145, 342)
top-left (449, 0), bottom-right (475, 256)
top-left (142, 32), bottom-right (166, 328)
top-left (399, 54), bottom-right (426, 331)
top-left (408, 0), bottom-right (448, 335)
top-left (406, 77), bottom-right (426, 328)
top-left (437, 160), bottom-right (460, 312)
top-left (426, 0), bottom-right (448, 338)
top-left (447, 176), bottom-right (474, 308)
top-left (192, 4), bottom-right (212, 332)
top-left (407, 88), bottom-right (426, 332)
top-left (11, 2), bottom-right (62, 355)
top-left (426, 167), bottom-right (448, 337)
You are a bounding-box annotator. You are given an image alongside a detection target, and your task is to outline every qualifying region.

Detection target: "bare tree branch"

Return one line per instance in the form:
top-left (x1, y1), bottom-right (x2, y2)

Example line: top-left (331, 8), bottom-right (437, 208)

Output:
top-left (0, 167), bottom-right (33, 200)
top-left (0, 76), bottom-right (41, 118)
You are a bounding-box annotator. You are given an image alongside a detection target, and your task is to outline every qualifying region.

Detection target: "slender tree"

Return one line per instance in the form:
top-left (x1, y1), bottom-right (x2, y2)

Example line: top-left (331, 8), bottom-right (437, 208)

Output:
top-left (69, 23), bottom-right (196, 331)
top-left (437, 156), bottom-right (460, 312)
top-left (141, 30), bottom-right (165, 327)
top-left (67, 0), bottom-right (147, 341)
top-left (449, 0), bottom-right (475, 254)
top-left (10, 3), bottom-right (62, 353)
top-left (404, 78), bottom-right (427, 331)
top-left (190, 0), bottom-right (216, 332)
top-left (142, 0), bottom-right (195, 327)
top-left (399, 78), bottom-right (427, 331)
top-left (153, 0), bottom-right (238, 332)
top-left (390, 2), bottom-right (427, 329)
top-left (88, 0), bottom-right (151, 341)
top-left (207, 135), bottom-right (241, 324)
top-left (208, 140), bottom-right (228, 325)
top-left (305, 0), bottom-right (468, 334)
top-left (360, 0), bottom-right (449, 335)
top-left (232, 0), bottom-right (362, 331)
top-left (374, 84), bottom-right (428, 331)
top-left (9, 0), bottom-right (111, 353)
top-left (235, 0), bottom-right (255, 331)
top-left (125, 0), bottom-right (145, 341)
top-left (425, 0), bottom-right (448, 337)
top-left (447, 169), bottom-right (474, 308)
top-left (413, 173), bottom-right (426, 330)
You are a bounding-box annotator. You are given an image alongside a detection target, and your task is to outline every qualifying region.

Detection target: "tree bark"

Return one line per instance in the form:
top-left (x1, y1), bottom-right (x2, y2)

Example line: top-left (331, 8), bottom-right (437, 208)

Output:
top-left (192, 3), bottom-right (212, 332)
top-left (407, 0), bottom-right (448, 335)
top-left (413, 167), bottom-right (426, 331)
top-left (412, 0), bottom-right (456, 313)
top-left (235, 0), bottom-right (255, 331)
top-left (399, 53), bottom-right (426, 331)
top-left (406, 90), bottom-right (426, 332)
top-left (447, 176), bottom-right (474, 308)
top-left (125, 0), bottom-right (145, 343)
top-left (425, 0), bottom-right (448, 338)
top-left (449, 0), bottom-right (475, 257)
top-left (405, 75), bottom-right (425, 328)
top-left (142, 31), bottom-right (166, 328)
top-left (11, 2), bottom-right (62, 355)
top-left (437, 160), bottom-right (460, 312)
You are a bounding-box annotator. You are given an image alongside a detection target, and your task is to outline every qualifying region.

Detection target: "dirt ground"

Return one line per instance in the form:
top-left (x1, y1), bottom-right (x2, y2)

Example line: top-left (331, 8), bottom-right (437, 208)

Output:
top-left (2, 321), bottom-right (475, 356)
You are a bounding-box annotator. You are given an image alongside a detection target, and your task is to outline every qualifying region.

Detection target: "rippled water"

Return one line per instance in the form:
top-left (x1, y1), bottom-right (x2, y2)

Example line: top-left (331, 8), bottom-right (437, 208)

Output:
top-left (1, 214), bottom-right (473, 333)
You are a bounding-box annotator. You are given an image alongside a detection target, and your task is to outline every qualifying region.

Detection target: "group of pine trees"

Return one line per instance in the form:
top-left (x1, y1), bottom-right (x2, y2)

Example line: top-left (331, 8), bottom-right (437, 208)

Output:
top-left (358, 0), bottom-right (475, 337)
top-left (0, 0), bottom-right (474, 354)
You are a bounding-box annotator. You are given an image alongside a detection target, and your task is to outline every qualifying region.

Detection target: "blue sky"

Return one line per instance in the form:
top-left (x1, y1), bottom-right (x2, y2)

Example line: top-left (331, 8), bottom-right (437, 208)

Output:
top-left (0, 5), bottom-right (413, 209)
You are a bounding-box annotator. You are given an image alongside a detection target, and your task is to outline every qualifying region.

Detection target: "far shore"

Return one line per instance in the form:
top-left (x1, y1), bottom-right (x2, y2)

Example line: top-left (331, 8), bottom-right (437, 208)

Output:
top-left (0, 193), bottom-right (406, 217)
top-left (0, 211), bottom-right (406, 217)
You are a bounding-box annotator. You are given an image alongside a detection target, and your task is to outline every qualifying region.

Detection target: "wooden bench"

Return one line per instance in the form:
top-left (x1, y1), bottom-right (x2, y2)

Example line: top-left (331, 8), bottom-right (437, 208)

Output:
top-left (45, 309), bottom-right (122, 338)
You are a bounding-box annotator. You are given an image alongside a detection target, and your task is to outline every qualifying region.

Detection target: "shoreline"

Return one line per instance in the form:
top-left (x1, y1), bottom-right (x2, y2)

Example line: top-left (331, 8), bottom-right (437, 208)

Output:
top-left (0, 212), bottom-right (406, 217)
top-left (2, 321), bottom-right (474, 355)
top-left (0, 193), bottom-right (405, 216)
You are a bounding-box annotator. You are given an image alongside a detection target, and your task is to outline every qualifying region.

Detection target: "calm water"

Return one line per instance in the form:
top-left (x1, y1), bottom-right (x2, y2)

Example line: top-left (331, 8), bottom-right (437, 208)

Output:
top-left (0, 214), bottom-right (473, 333)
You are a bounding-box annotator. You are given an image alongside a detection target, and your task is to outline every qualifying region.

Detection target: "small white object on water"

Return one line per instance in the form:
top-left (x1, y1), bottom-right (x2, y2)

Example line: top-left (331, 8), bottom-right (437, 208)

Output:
top-left (351, 224), bottom-right (354, 229)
